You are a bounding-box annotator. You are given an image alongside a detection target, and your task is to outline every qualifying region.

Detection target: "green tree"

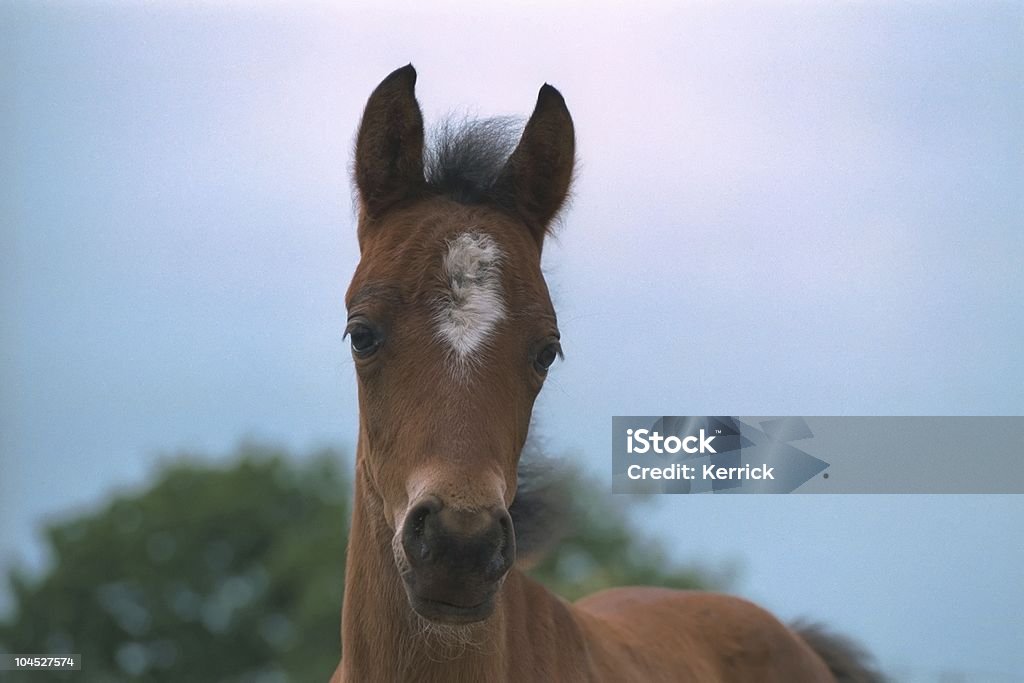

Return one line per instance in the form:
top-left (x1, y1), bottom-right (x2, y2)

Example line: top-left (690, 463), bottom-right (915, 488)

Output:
top-left (0, 443), bottom-right (714, 681)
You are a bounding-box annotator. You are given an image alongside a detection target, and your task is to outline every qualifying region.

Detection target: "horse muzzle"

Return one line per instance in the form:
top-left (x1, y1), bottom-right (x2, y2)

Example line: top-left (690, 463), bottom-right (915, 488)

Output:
top-left (398, 495), bottom-right (515, 624)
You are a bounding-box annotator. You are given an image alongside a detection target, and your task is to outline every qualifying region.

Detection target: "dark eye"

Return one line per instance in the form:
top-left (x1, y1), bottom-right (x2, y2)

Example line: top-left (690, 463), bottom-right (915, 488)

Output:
top-left (345, 321), bottom-right (381, 357)
top-left (534, 341), bottom-right (562, 373)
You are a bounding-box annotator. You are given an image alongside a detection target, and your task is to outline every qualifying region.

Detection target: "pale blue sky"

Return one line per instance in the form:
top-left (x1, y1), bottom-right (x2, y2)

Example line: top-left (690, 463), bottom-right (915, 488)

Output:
top-left (2, 2), bottom-right (1022, 679)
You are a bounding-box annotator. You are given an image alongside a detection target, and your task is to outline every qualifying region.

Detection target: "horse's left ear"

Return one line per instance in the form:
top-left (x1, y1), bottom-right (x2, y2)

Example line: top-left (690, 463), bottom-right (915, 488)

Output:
top-left (355, 64), bottom-right (426, 219)
top-left (496, 84), bottom-right (575, 247)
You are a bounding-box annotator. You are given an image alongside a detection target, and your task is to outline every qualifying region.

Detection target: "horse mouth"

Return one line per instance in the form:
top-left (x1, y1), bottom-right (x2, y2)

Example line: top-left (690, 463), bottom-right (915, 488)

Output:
top-left (408, 592), bottom-right (496, 624)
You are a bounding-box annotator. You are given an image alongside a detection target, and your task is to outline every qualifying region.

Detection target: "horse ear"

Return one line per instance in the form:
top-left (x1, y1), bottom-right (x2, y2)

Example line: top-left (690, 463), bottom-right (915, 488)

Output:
top-left (355, 64), bottom-right (426, 218)
top-left (496, 84), bottom-right (575, 246)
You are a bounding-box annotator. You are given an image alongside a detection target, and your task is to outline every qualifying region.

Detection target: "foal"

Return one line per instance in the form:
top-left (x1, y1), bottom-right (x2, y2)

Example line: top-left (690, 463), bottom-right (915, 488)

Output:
top-left (332, 65), bottom-right (881, 683)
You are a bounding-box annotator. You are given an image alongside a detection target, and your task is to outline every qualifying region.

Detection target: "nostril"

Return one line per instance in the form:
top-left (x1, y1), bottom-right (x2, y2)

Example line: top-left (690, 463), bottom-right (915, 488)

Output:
top-left (489, 509), bottom-right (516, 579)
top-left (411, 505), bottom-right (430, 537)
top-left (402, 497), bottom-right (442, 566)
top-left (409, 497), bottom-right (442, 533)
top-left (497, 511), bottom-right (513, 537)
top-left (487, 555), bottom-right (507, 575)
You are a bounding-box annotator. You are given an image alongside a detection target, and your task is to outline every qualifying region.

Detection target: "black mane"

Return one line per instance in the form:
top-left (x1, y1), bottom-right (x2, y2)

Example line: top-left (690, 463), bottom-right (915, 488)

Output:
top-left (508, 441), bottom-right (571, 566)
top-left (425, 116), bottom-right (522, 205)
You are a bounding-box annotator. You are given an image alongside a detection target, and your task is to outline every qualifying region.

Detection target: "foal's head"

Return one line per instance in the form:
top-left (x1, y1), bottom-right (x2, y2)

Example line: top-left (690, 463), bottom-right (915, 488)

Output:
top-left (346, 65), bottom-right (574, 625)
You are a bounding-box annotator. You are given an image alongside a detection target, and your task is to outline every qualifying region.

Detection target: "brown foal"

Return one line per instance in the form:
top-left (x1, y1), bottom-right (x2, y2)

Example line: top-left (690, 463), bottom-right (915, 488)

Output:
top-left (330, 65), bottom-right (882, 683)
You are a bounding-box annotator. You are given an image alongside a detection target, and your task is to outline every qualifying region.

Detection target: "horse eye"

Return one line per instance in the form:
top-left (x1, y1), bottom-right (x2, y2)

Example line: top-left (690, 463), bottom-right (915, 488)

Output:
top-left (534, 341), bottom-right (562, 373)
top-left (346, 322), bottom-right (380, 357)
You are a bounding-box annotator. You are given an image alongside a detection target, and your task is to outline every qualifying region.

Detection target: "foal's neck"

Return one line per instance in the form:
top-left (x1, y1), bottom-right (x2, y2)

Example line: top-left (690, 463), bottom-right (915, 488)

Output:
top-left (340, 454), bottom-right (509, 682)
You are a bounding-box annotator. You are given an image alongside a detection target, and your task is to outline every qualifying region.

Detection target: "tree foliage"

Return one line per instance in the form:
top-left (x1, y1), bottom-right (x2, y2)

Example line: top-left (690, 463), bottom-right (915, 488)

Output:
top-left (0, 443), bottom-right (713, 681)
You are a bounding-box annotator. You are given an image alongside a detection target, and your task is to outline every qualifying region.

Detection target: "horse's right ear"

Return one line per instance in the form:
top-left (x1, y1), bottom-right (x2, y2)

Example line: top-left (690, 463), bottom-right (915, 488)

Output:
top-left (495, 84), bottom-right (575, 247)
top-left (354, 64), bottom-right (426, 218)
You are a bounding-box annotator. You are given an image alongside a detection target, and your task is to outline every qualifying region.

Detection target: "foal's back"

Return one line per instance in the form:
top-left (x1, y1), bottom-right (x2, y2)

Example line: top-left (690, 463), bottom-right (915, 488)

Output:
top-left (573, 588), bottom-right (835, 682)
